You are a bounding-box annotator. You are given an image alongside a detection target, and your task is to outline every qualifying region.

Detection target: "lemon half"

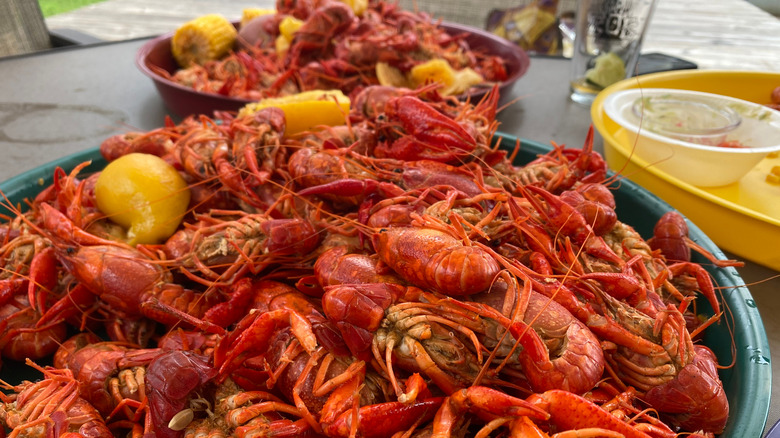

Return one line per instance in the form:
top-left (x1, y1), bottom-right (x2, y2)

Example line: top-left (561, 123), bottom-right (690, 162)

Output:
top-left (95, 153), bottom-right (190, 245)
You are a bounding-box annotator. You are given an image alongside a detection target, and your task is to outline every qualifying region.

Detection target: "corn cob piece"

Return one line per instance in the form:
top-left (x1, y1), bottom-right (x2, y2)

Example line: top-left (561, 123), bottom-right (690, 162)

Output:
top-left (241, 8), bottom-right (275, 27)
top-left (171, 14), bottom-right (237, 68)
top-left (339, 0), bottom-right (368, 16)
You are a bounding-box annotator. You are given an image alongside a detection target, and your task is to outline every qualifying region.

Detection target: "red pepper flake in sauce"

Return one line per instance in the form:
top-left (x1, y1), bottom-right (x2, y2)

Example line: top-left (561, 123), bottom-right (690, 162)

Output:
top-left (716, 139), bottom-right (747, 148)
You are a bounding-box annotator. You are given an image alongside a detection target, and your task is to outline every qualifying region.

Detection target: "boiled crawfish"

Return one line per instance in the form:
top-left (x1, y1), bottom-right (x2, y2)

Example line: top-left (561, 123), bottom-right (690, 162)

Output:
top-left (0, 78), bottom-right (736, 438)
top-left (169, 210), bottom-right (321, 286)
top-left (0, 360), bottom-right (111, 437)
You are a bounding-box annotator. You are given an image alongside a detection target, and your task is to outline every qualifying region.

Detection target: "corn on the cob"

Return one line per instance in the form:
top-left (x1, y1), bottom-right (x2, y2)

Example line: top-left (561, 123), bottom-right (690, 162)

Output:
top-left (171, 14), bottom-right (237, 68)
top-left (241, 8), bottom-right (275, 27)
top-left (339, 0), bottom-right (368, 16)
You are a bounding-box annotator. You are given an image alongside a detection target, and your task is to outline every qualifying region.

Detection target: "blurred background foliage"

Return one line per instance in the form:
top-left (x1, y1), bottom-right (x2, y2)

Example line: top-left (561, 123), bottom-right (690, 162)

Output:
top-left (39, 0), bottom-right (106, 17)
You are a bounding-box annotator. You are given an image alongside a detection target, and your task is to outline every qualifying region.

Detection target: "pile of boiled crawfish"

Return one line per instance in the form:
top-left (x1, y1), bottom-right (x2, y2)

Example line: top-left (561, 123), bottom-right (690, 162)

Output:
top-left (156, 0), bottom-right (509, 100)
top-left (0, 85), bottom-right (740, 438)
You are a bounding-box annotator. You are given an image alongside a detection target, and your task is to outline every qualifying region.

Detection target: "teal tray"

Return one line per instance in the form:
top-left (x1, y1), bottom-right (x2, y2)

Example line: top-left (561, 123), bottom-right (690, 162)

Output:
top-left (0, 135), bottom-right (770, 437)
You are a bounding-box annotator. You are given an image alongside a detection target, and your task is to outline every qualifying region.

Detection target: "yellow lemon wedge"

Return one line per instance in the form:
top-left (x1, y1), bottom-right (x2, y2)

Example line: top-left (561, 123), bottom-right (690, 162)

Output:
top-left (409, 59), bottom-right (457, 90)
top-left (275, 16), bottom-right (303, 56)
top-left (376, 62), bottom-right (410, 88)
top-left (239, 90), bottom-right (351, 135)
top-left (408, 59), bottom-right (484, 96)
top-left (95, 153), bottom-right (191, 246)
top-left (275, 34), bottom-right (291, 55)
top-left (443, 67), bottom-right (484, 96)
top-left (585, 52), bottom-right (626, 89)
top-left (278, 16), bottom-right (304, 42)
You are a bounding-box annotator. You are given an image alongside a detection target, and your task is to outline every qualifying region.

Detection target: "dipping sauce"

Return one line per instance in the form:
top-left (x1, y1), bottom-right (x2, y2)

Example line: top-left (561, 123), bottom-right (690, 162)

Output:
top-left (631, 95), bottom-right (742, 146)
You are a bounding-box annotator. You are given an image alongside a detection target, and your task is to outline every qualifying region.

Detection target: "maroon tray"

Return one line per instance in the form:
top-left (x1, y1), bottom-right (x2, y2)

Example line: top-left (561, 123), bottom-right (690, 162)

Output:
top-left (135, 20), bottom-right (530, 118)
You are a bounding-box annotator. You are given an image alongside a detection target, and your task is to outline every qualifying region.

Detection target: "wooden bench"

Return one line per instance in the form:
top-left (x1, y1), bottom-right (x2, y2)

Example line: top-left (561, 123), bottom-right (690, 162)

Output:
top-left (1, 0), bottom-right (51, 57)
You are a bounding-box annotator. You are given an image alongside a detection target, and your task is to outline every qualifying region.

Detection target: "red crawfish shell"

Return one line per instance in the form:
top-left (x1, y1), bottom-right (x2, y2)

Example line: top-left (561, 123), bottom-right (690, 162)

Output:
top-left (372, 227), bottom-right (500, 296)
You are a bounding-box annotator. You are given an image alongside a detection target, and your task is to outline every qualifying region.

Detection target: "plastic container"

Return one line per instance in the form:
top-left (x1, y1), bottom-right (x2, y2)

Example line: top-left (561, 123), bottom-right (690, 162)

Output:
top-left (602, 88), bottom-right (780, 187)
top-left (630, 93), bottom-right (741, 145)
top-left (592, 70), bottom-right (780, 272)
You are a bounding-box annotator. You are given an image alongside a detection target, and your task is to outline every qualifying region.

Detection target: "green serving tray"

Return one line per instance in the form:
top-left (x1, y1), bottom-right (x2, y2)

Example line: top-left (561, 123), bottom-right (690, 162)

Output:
top-left (0, 135), bottom-right (770, 437)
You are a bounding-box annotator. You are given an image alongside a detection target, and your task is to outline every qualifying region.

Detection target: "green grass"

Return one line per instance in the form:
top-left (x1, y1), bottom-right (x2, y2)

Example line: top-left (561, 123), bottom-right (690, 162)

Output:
top-left (39, 0), bottom-right (107, 17)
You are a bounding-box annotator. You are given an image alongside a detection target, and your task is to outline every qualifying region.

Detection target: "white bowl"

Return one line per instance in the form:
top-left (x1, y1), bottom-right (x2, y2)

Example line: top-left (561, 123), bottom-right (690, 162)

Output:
top-left (602, 88), bottom-right (780, 187)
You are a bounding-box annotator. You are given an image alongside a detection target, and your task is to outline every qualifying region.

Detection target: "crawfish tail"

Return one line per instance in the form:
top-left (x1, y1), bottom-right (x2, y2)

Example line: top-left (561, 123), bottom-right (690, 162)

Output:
top-left (528, 389), bottom-right (653, 438)
top-left (372, 227), bottom-right (500, 296)
top-left (56, 244), bottom-right (167, 318)
top-left (644, 345), bottom-right (729, 434)
top-left (315, 245), bottom-right (403, 286)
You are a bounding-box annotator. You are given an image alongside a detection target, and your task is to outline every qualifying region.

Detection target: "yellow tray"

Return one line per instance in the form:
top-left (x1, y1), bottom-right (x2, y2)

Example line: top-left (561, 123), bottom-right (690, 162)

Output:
top-left (592, 70), bottom-right (780, 271)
